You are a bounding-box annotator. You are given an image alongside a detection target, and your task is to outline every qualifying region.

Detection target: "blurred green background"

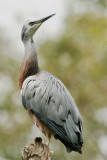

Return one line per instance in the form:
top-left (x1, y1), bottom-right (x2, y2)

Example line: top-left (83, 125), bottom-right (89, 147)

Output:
top-left (0, 0), bottom-right (107, 160)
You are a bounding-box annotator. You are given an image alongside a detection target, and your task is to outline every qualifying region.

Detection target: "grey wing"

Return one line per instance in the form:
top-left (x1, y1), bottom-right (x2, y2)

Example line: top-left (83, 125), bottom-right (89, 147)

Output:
top-left (21, 72), bottom-right (83, 152)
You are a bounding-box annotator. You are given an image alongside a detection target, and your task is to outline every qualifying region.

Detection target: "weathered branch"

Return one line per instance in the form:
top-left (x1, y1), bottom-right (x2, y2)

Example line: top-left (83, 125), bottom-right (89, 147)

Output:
top-left (21, 137), bottom-right (53, 160)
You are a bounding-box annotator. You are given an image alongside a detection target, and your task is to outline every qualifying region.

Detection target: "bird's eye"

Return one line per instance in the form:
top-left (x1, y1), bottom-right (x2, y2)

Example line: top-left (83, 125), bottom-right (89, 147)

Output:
top-left (29, 22), bottom-right (33, 26)
top-left (28, 21), bottom-right (36, 26)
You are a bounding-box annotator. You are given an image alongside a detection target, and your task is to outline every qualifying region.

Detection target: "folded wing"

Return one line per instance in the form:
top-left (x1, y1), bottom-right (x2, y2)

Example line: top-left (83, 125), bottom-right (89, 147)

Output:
top-left (21, 71), bottom-right (83, 153)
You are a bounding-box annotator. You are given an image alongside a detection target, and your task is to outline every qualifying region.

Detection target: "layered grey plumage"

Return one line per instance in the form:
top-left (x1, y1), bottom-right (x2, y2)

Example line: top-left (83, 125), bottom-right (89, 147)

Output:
top-left (21, 70), bottom-right (83, 153)
top-left (19, 14), bottom-right (83, 154)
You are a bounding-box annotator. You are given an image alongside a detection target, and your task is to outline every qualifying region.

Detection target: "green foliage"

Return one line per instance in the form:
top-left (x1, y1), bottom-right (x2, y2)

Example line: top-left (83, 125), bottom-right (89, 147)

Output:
top-left (80, 0), bottom-right (107, 8)
top-left (0, 54), bottom-right (32, 159)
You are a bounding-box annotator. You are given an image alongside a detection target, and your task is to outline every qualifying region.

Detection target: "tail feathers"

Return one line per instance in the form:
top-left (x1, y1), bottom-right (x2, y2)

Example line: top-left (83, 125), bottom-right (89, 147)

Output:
top-left (66, 145), bottom-right (82, 154)
top-left (54, 134), bottom-right (83, 154)
top-left (65, 115), bottom-right (82, 145)
top-left (62, 114), bottom-right (83, 153)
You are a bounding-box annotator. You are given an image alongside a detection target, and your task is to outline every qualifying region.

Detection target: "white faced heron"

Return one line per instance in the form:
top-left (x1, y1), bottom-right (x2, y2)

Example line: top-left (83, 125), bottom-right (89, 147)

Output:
top-left (19, 14), bottom-right (83, 154)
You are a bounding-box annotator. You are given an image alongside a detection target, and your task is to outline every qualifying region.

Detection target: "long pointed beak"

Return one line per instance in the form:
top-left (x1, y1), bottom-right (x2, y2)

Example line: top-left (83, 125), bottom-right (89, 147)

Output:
top-left (31, 13), bottom-right (56, 25)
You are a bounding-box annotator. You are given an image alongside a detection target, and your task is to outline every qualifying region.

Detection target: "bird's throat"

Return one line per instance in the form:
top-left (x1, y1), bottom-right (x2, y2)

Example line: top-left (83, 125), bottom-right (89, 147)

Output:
top-left (19, 39), bottom-right (40, 89)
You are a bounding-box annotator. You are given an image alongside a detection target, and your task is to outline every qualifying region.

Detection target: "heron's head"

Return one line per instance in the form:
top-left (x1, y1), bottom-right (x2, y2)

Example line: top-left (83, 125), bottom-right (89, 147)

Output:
top-left (21, 13), bottom-right (55, 42)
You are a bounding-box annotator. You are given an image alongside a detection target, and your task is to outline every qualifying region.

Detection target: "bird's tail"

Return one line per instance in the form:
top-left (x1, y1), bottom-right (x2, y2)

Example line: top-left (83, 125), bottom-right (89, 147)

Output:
top-left (55, 134), bottom-right (83, 154)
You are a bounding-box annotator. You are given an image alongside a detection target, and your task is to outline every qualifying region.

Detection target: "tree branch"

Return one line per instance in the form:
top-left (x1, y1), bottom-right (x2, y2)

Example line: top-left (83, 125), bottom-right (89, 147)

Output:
top-left (21, 137), bottom-right (53, 160)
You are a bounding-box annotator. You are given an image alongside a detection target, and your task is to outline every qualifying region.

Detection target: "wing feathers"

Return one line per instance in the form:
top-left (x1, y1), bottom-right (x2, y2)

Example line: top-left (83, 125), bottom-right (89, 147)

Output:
top-left (21, 71), bottom-right (83, 153)
top-left (32, 108), bottom-right (82, 153)
top-left (32, 109), bottom-right (70, 143)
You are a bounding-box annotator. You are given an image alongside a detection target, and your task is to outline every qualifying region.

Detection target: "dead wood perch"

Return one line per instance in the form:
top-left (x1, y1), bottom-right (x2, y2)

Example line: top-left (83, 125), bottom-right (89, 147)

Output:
top-left (21, 137), bottom-right (53, 160)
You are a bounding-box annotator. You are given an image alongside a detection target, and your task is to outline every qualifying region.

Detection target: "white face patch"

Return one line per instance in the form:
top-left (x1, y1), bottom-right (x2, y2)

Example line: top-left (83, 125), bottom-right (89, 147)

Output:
top-left (21, 21), bottom-right (42, 42)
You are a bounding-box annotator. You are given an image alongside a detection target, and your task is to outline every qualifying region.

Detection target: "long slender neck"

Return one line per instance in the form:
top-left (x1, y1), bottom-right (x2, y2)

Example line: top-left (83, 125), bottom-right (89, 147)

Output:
top-left (19, 38), bottom-right (40, 89)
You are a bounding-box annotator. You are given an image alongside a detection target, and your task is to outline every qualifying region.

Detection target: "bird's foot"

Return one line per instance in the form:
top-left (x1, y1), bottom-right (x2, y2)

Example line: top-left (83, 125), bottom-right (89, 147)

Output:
top-left (50, 151), bottom-right (54, 156)
top-left (46, 139), bottom-right (50, 147)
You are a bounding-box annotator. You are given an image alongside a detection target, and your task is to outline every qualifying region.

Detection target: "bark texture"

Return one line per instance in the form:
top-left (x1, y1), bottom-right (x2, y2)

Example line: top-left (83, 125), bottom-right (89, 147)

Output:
top-left (22, 137), bottom-right (52, 160)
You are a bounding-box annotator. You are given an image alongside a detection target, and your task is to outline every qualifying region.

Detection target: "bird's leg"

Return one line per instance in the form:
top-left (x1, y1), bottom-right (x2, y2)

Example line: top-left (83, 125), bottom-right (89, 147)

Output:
top-left (46, 136), bottom-right (51, 147)
top-left (46, 135), bottom-right (54, 156)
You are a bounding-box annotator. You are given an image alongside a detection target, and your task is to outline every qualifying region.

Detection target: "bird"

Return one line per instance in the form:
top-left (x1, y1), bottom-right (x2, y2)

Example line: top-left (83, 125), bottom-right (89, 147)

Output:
top-left (19, 14), bottom-right (83, 154)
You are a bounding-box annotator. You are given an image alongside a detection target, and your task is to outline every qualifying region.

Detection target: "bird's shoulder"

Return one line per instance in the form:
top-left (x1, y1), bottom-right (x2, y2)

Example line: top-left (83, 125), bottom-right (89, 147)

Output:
top-left (22, 70), bottom-right (65, 93)
top-left (21, 70), bottom-right (73, 105)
